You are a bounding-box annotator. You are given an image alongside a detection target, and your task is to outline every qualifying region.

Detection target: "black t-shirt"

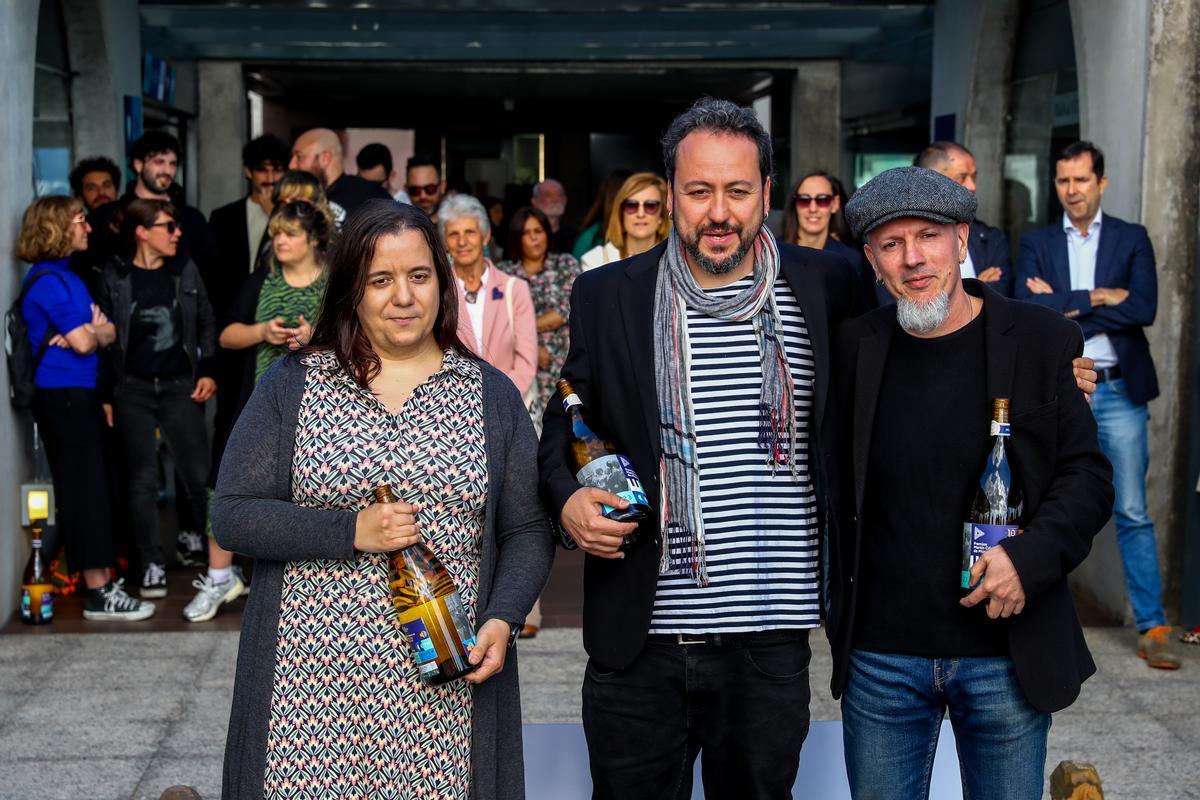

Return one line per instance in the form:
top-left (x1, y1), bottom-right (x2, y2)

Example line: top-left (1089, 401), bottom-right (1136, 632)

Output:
top-left (325, 174), bottom-right (391, 217)
top-left (126, 266), bottom-right (191, 379)
top-left (853, 310), bottom-right (1009, 657)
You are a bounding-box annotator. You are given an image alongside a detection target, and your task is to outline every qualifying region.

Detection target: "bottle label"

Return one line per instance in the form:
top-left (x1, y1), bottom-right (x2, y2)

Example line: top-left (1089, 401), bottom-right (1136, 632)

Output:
top-left (397, 592), bottom-right (478, 679)
top-left (562, 393), bottom-right (583, 411)
top-left (20, 584), bottom-right (53, 623)
top-left (576, 454), bottom-right (650, 515)
top-left (961, 523), bottom-right (1020, 588)
top-left (990, 421), bottom-right (1011, 437)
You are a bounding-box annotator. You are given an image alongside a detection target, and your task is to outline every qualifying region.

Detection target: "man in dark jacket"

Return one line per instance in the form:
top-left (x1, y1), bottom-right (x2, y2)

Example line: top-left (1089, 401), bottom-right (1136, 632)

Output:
top-left (830, 166), bottom-right (1113, 799)
top-left (1015, 140), bottom-right (1178, 670)
top-left (288, 127), bottom-right (390, 218)
top-left (539, 97), bottom-right (864, 799)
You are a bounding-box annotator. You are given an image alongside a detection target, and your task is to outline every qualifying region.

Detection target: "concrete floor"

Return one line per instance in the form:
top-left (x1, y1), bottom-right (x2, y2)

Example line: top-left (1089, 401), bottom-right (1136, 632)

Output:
top-left (0, 627), bottom-right (1196, 799)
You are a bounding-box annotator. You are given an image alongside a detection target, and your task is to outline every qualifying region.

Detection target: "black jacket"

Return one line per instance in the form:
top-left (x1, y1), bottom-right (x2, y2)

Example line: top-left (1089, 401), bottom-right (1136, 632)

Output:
top-left (208, 196), bottom-right (265, 318)
top-left (538, 240), bottom-right (865, 670)
top-left (829, 279), bottom-right (1113, 713)
top-left (96, 257), bottom-right (220, 386)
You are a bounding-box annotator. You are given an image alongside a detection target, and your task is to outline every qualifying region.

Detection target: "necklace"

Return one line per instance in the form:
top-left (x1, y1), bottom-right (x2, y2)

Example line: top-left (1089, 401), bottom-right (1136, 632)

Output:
top-left (464, 289), bottom-right (479, 304)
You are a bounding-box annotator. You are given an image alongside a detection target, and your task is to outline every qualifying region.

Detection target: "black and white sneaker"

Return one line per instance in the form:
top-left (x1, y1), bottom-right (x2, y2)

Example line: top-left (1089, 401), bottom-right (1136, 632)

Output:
top-left (141, 562), bottom-right (168, 598)
top-left (83, 580), bottom-right (155, 621)
top-left (176, 530), bottom-right (207, 567)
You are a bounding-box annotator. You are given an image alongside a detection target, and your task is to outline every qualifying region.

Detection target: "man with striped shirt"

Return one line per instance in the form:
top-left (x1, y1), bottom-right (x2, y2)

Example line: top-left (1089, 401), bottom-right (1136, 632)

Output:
top-left (539, 98), bottom-right (864, 799)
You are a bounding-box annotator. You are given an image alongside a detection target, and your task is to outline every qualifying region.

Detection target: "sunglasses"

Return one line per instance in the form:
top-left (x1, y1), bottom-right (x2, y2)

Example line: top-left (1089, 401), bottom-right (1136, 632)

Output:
top-left (621, 199), bottom-right (662, 215)
top-left (407, 183), bottom-right (440, 197)
top-left (795, 194), bottom-right (834, 209)
top-left (147, 221), bottom-right (180, 234)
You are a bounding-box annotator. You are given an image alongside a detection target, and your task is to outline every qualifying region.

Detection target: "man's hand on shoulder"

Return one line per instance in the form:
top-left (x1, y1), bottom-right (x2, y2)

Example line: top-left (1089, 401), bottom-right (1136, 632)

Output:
top-left (560, 487), bottom-right (639, 559)
top-left (1072, 357), bottom-right (1097, 396)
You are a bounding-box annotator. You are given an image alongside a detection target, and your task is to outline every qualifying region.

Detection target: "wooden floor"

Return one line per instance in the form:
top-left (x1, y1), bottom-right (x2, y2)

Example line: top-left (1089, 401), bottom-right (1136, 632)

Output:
top-left (3, 547), bottom-right (587, 635)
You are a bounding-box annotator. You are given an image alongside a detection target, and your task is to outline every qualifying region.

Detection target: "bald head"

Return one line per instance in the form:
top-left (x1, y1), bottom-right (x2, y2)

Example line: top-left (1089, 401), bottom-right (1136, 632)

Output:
top-left (289, 128), bottom-right (344, 186)
top-left (915, 141), bottom-right (977, 193)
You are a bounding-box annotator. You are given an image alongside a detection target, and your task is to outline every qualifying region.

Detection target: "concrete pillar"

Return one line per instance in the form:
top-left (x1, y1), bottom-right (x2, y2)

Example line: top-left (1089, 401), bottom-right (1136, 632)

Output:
top-left (197, 61), bottom-right (247, 215)
top-left (0, 0), bottom-right (39, 624)
top-left (61, 0), bottom-right (141, 166)
top-left (789, 61), bottom-right (841, 180)
top-left (930, 0), bottom-right (1019, 226)
top-left (1069, 0), bottom-right (1151, 221)
top-left (1139, 0), bottom-right (1200, 619)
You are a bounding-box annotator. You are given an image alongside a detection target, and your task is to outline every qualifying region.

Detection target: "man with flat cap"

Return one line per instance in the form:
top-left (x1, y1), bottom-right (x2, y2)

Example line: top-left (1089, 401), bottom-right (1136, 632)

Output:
top-left (827, 166), bottom-right (1113, 799)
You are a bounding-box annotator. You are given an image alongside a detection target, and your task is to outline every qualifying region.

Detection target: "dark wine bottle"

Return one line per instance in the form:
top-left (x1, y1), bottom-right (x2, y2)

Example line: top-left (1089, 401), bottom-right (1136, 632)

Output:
top-left (557, 379), bottom-right (650, 548)
top-left (377, 485), bottom-right (479, 685)
top-left (962, 398), bottom-right (1025, 590)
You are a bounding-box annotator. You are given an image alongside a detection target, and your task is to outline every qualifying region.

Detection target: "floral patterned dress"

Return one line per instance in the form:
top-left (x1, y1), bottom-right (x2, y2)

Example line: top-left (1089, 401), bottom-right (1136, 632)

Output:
top-left (262, 348), bottom-right (487, 800)
top-left (497, 252), bottom-right (581, 421)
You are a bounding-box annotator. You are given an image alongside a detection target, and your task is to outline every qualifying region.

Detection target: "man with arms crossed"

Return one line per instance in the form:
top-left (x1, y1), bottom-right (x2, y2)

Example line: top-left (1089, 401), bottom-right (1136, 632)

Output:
top-left (829, 167), bottom-right (1113, 798)
top-left (539, 97), bottom-right (863, 799)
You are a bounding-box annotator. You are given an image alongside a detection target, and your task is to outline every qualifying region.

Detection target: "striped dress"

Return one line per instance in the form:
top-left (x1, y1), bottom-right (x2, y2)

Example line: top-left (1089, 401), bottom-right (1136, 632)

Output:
top-left (649, 275), bottom-right (820, 634)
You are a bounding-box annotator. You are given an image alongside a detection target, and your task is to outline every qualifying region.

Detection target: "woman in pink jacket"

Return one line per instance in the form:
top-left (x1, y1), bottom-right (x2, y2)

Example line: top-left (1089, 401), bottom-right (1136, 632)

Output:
top-left (438, 194), bottom-right (537, 399)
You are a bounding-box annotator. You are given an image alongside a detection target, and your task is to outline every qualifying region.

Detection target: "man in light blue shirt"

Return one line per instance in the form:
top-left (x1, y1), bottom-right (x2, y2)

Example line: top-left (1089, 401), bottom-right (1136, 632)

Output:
top-left (1016, 141), bottom-right (1178, 670)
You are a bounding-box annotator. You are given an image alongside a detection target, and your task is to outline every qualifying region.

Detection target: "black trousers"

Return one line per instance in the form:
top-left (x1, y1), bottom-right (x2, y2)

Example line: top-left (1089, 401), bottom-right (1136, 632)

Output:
top-left (582, 629), bottom-right (812, 800)
top-left (114, 375), bottom-right (210, 567)
top-left (32, 387), bottom-right (113, 572)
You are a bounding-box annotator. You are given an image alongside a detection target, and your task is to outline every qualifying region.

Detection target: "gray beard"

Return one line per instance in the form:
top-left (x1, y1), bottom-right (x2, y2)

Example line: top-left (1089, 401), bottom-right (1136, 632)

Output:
top-left (896, 290), bottom-right (951, 334)
top-left (682, 227), bottom-right (755, 275)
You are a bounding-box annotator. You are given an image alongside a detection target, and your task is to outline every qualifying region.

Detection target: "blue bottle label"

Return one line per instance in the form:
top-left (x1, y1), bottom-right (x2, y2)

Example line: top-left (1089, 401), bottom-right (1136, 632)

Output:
top-left (578, 454), bottom-right (649, 515)
top-left (961, 522), bottom-right (1020, 588)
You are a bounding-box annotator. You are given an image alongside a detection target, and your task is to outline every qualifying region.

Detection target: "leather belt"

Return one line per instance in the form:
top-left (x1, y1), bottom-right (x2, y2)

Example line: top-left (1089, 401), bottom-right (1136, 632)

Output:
top-left (646, 629), bottom-right (804, 647)
top-left (1094, 365), bottom-right (1122, 383)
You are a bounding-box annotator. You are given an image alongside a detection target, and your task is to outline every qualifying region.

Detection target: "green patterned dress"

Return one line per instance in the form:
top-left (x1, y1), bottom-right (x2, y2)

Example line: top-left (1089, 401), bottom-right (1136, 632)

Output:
top-left (254, 270), bottom-right (327, 383)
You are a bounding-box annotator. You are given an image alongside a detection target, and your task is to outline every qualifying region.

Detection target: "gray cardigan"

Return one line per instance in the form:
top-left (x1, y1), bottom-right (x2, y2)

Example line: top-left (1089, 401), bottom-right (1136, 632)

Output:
top-left (213, 354), bottom-right (554, 800)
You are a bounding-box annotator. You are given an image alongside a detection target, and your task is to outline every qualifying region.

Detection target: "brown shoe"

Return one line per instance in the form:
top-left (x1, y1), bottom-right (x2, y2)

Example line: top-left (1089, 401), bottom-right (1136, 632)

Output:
top-left (519, 624), bottom-right (539, 639)
top-left (1137, 625), bottom-right (1182, 669)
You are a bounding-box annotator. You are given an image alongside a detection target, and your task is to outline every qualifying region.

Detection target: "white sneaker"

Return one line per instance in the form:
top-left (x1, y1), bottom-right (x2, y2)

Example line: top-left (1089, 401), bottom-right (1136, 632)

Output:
top-left (141, 561), bottom-right (168, 598)
top-left (182, 573), bottom-right (245, 623)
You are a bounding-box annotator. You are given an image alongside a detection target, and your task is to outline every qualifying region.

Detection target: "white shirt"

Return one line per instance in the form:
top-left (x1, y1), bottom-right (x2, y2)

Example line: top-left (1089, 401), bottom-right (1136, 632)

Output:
top-left (456, 266), bottom-right (490, 354)
top-left (960, 243), bottom-right (976, 280)
top-left (1063, 209), bottom-right (1119, 368)
top-left (245, 197), bottom-right (269, 273)
top-left (580, 242), bottom-right (622, 272)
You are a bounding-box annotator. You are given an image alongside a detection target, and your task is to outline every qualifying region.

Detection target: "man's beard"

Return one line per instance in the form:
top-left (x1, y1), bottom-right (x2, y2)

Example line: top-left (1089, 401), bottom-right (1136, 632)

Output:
top-left (680, 221), bottom-right (758, 275)
top-left (140, 168), bottom-right (173, 195)
top-left (896, 289), bottom-right (951, 334)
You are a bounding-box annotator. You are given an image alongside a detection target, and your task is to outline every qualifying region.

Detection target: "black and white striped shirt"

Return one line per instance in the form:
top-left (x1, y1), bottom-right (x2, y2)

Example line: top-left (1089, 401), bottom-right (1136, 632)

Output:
top-left (649, 275), bottom-right (821, 634)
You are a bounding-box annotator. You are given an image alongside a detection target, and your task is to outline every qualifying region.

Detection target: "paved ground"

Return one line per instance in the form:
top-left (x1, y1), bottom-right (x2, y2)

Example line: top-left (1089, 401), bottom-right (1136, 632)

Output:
top-left (0, 626), bottom-right (1196, 799)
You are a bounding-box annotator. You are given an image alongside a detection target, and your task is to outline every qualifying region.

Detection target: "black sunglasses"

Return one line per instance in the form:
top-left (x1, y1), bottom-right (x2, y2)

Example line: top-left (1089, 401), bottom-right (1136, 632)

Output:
top-left (621, 199), bottom-right (662, 215)
top-left (795, 194), bottom-right (834, 209)
top-left (407, 183), bottom-right (440, 197)
top-left (147, 221), bottom-right (180, 234)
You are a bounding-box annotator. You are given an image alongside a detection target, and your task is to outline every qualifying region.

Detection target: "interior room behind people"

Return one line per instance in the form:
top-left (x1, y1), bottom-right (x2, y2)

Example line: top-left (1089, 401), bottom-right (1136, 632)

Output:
top-left (579, 172), bottom-right (670, 271)
top-left (96, 199), bottom-right (218, 600)
top-left (15, 196), bottom-right (152, 620)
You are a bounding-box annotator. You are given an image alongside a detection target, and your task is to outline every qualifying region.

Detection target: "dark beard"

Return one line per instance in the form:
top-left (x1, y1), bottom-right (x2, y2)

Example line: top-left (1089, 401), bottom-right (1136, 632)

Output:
top-left (681, 223), bottom-right (756, 275)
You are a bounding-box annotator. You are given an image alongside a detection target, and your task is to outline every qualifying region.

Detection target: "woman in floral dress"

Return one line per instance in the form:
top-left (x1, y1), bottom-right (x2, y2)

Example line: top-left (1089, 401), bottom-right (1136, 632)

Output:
top-left (213, 199), bottom-right (553, 800)
top-left (497, 206), bottom-right (582, 428)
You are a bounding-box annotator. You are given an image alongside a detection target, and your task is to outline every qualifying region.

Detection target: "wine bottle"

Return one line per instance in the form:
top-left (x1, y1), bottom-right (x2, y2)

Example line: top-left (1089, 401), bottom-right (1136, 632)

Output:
top-left (961, 398), bottom-right (1025, 590)
top-left (557, 379), bottom-right (651, 547)
top-left (20, 529), bottom-right (53, 625)
top-left (376, 484), bottom-right (479, 685)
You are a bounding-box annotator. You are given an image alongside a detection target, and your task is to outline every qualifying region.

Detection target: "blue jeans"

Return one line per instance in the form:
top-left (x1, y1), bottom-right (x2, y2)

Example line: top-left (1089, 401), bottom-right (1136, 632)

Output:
top-left (1092, 378), bottom-right (1166, 631)
top-left (842, 650), bottom-right (1050, 800)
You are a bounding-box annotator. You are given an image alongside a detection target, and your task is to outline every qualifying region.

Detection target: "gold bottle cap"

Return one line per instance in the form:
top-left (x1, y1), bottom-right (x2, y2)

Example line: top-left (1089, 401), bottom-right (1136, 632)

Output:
top-left (556, 378), bottom-right (576, 397)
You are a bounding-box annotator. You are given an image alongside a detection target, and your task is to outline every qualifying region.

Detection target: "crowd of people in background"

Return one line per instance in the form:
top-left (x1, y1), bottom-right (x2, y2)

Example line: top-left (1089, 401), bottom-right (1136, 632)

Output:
top-left (14, 117), bottom-right (1176, 673)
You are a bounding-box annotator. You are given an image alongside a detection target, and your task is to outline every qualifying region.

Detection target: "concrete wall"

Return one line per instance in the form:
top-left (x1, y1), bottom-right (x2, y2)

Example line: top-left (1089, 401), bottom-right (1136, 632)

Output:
top-left (1, 0), bottom-right (40, 624)
top-left (62, 0), bottom-right (140, 167)
top-left (1139, 0), bottom-right (1199, 618)
top-left (197, 62), bottom-right (246, 215)
top-left (790, 61), bottom-right (841, 179)
top-left (1069, 0), bottom-right (1151, 221)
top-left (930, 0), bottom-right (1019, 226)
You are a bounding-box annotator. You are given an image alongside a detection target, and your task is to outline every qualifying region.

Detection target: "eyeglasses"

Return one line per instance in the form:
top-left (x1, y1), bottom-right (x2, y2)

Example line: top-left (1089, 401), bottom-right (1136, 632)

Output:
top-left (407, 183), bottom-right (440, 197)
top-left (795, 194), bottom-right (834, 209)
top-left (621, 199), bottom-right (662, 215)
top-left (71, 213), bottom-right (87, 226)
top-left (147, 221), bottom-right (180, 234)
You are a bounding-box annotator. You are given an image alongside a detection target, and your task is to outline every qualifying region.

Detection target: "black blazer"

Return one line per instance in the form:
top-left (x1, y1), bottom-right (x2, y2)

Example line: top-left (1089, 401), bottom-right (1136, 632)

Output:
top-left (1015, 213), bottom-right (1159, 405)
top-left (208, 197), bottom-right (261, 318)
top-left (829, 280), bottom-right (1113, 714)
top-left (538, 240), bottom-right (864, 670)
top-left (870, 220), bottom-right (1012, 306)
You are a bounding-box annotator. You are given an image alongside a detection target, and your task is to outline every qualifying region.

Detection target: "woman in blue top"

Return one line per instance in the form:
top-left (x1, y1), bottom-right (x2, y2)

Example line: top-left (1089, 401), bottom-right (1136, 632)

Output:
top-left (16, 196), bottom-right (154, 621)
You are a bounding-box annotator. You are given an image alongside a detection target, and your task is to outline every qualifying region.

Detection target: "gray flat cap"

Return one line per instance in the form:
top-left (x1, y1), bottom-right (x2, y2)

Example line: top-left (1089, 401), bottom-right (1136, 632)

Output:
top-left (844, 166), bottom-right (976, 238)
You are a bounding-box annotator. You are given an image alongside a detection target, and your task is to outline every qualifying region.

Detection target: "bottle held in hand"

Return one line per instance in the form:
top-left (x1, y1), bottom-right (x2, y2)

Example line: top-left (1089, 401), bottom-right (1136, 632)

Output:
top-left (377, 484), bottom-right (479, 684)
top-left (961, 398), bottom-right (1025, 590)
top-left (557, 379), bottom-right (651, 548)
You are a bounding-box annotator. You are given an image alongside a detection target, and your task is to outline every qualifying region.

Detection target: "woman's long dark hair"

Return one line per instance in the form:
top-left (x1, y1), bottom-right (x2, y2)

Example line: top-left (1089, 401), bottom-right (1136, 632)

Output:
top-left (505, 206), bottom-right (554, 263)
top-left (781, 170), bottom-right (856, 247)
top-left (302, 199), bottom-right (475, 391)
